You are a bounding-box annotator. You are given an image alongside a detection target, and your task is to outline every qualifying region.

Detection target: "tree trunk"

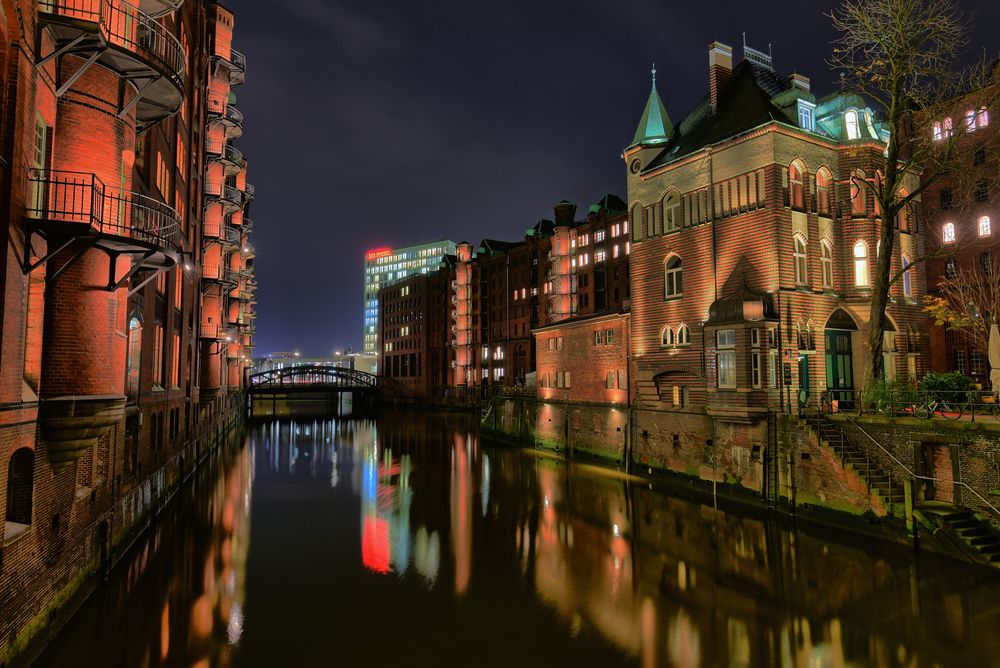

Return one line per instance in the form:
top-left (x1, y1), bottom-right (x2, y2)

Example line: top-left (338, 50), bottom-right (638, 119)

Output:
top-left (867, 213), bottom-right (896, 385)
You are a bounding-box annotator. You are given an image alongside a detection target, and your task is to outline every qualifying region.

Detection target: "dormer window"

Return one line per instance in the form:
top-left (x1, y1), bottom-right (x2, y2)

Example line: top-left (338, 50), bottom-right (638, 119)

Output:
top-left (797, 100), bottom-right (815, 132)
top-left (845, 109), bottom-right (860, 140)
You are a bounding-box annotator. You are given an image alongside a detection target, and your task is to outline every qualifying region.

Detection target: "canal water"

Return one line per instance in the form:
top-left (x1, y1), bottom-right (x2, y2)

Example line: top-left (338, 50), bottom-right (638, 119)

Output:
top-left (37, 411), bottom-right (1000, 667)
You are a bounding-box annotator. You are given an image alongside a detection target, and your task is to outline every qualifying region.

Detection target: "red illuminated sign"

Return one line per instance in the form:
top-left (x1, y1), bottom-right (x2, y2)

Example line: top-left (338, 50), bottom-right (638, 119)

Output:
top-left (366, 248), bottom-right (392, 261)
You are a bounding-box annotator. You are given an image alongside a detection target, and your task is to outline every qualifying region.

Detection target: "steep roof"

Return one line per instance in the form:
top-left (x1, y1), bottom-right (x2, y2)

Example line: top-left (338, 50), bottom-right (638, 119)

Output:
top-left (644, 60), bottom-right (791, 172)
top-left (629, 69), bottom-right (673, 148)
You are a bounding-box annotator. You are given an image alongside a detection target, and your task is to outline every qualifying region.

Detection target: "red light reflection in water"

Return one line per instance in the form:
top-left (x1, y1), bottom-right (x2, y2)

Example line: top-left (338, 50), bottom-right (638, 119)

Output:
top-left (362, 516), bottom-right (391, 573)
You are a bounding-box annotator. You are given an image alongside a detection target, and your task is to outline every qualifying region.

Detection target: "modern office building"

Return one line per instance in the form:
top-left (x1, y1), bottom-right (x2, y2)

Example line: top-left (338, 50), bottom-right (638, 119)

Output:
top-left (363, 240), bottom-right (456, 353)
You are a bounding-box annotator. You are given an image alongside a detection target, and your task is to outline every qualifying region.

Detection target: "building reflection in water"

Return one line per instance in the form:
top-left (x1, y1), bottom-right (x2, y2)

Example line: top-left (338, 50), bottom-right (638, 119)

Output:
top-left (38, 413), bottom-right (1000, 667)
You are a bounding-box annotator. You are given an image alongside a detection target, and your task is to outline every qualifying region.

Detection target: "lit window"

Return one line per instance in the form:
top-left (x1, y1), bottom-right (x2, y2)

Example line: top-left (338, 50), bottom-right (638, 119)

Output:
top-left (980, 216), bottom-right (992, 237)
top-left (821, 241), bottom-right (833, 289)
top-left (595, 230), bottom-right (606, 243)
top-left (943, 117), bottom-right (953, 137)
top-left (664, 256), bottom-right (683, 298)
top-left (845, 109), bottom-right (860, 139)
top-left (932, 122), bottom-right (942, 141)
top-left (793, 235), bottom-right (808, 285)
top-left (595, 249), bottom-right (607, 263)
top-left (613, 244), bottom-right (620, 258)
top-left (978, 106), bottom-right (989, 128)
top-left (798, 101), bottom-right (815, 131)
top-left (902, 253), bottom-right (913, 298)
top-left (850, 171), bottom-right (866, 216)
top-left (816, 168), bottom-right (832, 215)
top-left (789, 162), bottom-right (805, 209)
top-left (942, 222), bottom-right (956, 244)
top-left (967, 109), bottom-right (977, 131)
top-left (853, 241), bottom-right (869, 287)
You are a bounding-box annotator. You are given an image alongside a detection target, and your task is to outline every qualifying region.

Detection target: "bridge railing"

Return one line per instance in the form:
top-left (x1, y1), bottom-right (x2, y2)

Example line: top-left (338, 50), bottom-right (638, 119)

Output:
top-left (248, 365), bottom-right (377, 389)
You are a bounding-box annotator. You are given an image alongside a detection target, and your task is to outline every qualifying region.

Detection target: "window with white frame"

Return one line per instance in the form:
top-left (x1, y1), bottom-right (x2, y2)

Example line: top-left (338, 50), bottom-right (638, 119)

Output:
top-left (677, 324), bottom-right (690, 345)
top-left (845, 109), bottom-right (861, 139)
top-left (664, 191), bottom-right (680, 231)
top-left (979, 215), bottom-right (992, 237)
top-left (793, 235), bottom-right (808, 285)
top-left (789, 162), bottom-right (805, 209)
top-left (595, 230), bottom-right (606, 242)
top-left (661, 326), bottom-right (675, 346)
top-left (932, 121), bottom-right (942, 141)
top-left (798, 100), bottom-right (815, 131)
top-left (664, 256), bottom-right (683, 298)
top-left (595, 249), bottom-right (607, 263)
top-left (977, 106), bottom-right (989, 128)
top-left (854, 240), bottom-right (869, 287)
top-left (593, 330), bottom-right (604, 346)
top-left (942, 222), bottom-right (956, 244)
top-left (717, 329), bottom-right (737, 388)
top-left (816, 167), bottom-right (832, 215)
top-left (820, 240), bottom-right (834, 289)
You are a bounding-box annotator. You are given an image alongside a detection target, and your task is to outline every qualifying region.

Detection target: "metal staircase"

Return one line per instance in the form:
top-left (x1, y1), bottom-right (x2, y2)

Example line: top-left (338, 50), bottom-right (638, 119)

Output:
top-left (799, 413), bottom-right (906, 511)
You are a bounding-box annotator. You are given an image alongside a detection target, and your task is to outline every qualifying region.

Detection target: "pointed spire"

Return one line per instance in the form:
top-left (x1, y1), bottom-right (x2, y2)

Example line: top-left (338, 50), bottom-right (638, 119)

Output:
top-left (630, 63), bottom-right (672, 148)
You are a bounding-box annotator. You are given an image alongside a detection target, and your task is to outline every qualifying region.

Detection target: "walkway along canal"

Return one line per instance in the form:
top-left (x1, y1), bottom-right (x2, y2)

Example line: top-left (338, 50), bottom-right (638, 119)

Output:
top-left (34, 409), bottom-right (1000, 667)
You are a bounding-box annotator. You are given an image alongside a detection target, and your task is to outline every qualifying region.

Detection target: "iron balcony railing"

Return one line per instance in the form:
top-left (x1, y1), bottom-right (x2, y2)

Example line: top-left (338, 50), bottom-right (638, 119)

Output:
top-left (244, 183), bottom-right (255, 201)
top-left (205, 140), bottom-right (244, 168)
top-left (201, 264), bottom-right (238, 285)
top-left (38, 0), bottom-right (186, 91)
top-left (26, 169), bottom-right (180, 251)
top-left (242, 217), bottom-right (253, 233)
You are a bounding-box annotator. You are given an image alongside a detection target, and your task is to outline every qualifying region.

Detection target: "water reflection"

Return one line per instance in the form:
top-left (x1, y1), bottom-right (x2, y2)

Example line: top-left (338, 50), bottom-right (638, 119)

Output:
top-left (39, 413), bottom-right (1000, 667)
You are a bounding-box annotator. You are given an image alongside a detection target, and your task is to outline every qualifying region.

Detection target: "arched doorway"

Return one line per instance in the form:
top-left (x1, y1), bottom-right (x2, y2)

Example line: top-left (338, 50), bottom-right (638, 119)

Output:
top-left (825, 309), bottom-right (858, 409)
top-left (6, 448), bottom-right (34, 527)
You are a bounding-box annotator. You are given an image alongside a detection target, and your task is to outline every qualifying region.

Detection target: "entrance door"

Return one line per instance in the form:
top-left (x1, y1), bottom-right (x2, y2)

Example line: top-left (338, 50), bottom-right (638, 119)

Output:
top-left (825, 329), bottom-right (854, 409)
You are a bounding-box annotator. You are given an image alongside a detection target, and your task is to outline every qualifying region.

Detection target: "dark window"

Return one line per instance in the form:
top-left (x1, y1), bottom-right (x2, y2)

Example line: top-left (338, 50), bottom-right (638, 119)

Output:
top-left (974, 144), bottom-right (986, 166)
top-left (976, 180), bottom-right (989, 202)
top-left (945, 258), bottom-right (957, 279)
top-left (940, 188), bottom-right (953, 209)
top-left (981, 253), bottom-right (992, 276)
top-left (6, 448), bottom-right (34, 525)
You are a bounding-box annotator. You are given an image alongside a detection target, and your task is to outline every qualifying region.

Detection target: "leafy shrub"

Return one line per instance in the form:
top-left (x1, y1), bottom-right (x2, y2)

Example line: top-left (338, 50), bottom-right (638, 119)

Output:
top-left (862, 379), bottom-right (919, 415)
top-left (919, 372), bottom-right (976, 405)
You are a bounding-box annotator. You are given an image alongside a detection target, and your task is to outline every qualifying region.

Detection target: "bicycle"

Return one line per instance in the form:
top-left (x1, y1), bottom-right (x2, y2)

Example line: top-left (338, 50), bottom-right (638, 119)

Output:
top-left (918, 396), bottom-right (964, 421)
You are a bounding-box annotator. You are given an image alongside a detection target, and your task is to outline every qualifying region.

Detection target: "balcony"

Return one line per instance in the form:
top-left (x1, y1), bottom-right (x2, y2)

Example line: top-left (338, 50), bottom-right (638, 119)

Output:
top-left (201, 264), bottom-right (238, 286)
top-left (37, 0), bottom-right (186, 129)
top-left (214, 47), bottom-right (246, 86)
top-left (137, 0), bottom-right (183, 18)
top-left (242, 217), bottom-right (254, 234)
top-left (205, 139), bottom-right (244, 175)
top-left (199, 322), bottom-right (236, 341)
top-left (204, 180), bottom-right (244, 213)
top-left (206, 94), bottom-right (244, 139)
top-left (24, 169), bottom-right (180, 276)
top-left (243, 183), bottom-right (255, 202)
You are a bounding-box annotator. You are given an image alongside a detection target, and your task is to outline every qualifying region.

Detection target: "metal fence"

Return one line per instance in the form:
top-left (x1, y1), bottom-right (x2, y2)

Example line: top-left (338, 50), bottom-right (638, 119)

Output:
top-left (821, 387), bottom-right (1000, 422)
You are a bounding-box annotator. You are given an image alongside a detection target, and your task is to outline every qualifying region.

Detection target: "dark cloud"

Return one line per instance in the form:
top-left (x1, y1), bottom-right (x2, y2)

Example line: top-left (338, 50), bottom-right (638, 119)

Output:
top-left (234, 0), bottom-right (1000, 355)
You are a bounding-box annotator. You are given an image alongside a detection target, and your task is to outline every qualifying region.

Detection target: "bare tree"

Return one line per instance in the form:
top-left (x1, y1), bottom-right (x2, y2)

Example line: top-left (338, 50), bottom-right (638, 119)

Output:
top-left (829, 0), bottom-right (998, 384)
top-left (924, 255), bottom-right (1000, 356)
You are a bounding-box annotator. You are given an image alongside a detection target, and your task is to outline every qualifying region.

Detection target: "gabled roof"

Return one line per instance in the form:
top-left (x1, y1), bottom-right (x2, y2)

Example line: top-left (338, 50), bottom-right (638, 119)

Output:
top-left (629, 72), bottom-right (673, 148)
top-left (589, 193), bottom-right (627, 216)
top-left (644, 60), bottom-right (791, 172)
top-left (479, 238), bottom-right (521, 255)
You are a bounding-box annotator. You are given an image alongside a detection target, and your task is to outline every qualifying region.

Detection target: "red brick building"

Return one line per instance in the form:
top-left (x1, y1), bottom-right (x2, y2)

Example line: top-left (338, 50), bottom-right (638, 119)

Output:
top-left (535, 312), bottom-right (630, 406)
top-left (625, 42), bottom-right (928, 467)
top-left (0, 1), bottom-right (255, 660)
top-left (921, 81), bottom-right (999, 383)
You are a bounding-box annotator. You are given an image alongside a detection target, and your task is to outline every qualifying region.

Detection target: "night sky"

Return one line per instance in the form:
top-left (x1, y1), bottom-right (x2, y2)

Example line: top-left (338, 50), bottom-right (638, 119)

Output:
top-left (235, 0), bottom-right (1000, 356)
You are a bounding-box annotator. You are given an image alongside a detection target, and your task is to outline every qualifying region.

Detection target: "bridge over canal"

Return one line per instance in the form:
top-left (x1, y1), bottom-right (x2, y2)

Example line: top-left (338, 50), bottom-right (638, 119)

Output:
top-left (248, 366), bottom-right (378, 417)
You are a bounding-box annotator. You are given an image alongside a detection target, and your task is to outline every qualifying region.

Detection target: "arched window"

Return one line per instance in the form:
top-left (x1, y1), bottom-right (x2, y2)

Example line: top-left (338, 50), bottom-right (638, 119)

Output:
top-left (901, 253), bottom-right (913, 298)
top-left (979, 216), bottom-right (992, 237)
top-left (850, 170), bottom-right (866, 216)
top-left (977, 106), bottom-right (989, 128)
top-left (663, 191), bottom-right (680, 231)
top-left (816, 167), bottom-right (832, 215)
top-left (677, 324), bottom-right (690, 345)
top-left (845, 109), bottom-right (860, 140)
top-left (853, 240), bottom-right (869, 287)
top-left (942, 222), bottom-right (956, 244)
top-left (6, 448), bottom-right (34, 526)
top-left (126, 317), bottom-right (142, 400)
top-left (820, 240), bottom-right (834, 289)
top-left (661, 326), bottom-right (675, 346)
top-left (664, 256), bottom-right (683, 298)
top-left (789, 161), bottom-right (805, 209)
top-left (897, 189), bottom-right (910, 231)
top-left (793, 235), bottom-right (808, 285)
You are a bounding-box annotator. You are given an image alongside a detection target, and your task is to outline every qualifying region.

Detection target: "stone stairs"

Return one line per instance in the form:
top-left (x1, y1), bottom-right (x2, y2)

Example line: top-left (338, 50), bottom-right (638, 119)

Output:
top-left (922, 506), bottom-right (1000, 566)
top-left (800, 413), bottom-right (906, 509)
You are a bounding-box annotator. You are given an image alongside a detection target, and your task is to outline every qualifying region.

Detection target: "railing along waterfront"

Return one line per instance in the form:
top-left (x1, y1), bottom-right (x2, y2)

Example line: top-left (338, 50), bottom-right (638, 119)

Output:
top-left (820, 387), bottom-right (1000, 422)
top-left (39, 0), bottom-right (186, 90)
top-left (26, 169), bottom-right (181, 251)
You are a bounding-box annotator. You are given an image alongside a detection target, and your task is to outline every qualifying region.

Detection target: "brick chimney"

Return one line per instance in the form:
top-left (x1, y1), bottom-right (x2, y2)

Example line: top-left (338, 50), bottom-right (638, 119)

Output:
top-left (709, 41), bottom-right (733, 113)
